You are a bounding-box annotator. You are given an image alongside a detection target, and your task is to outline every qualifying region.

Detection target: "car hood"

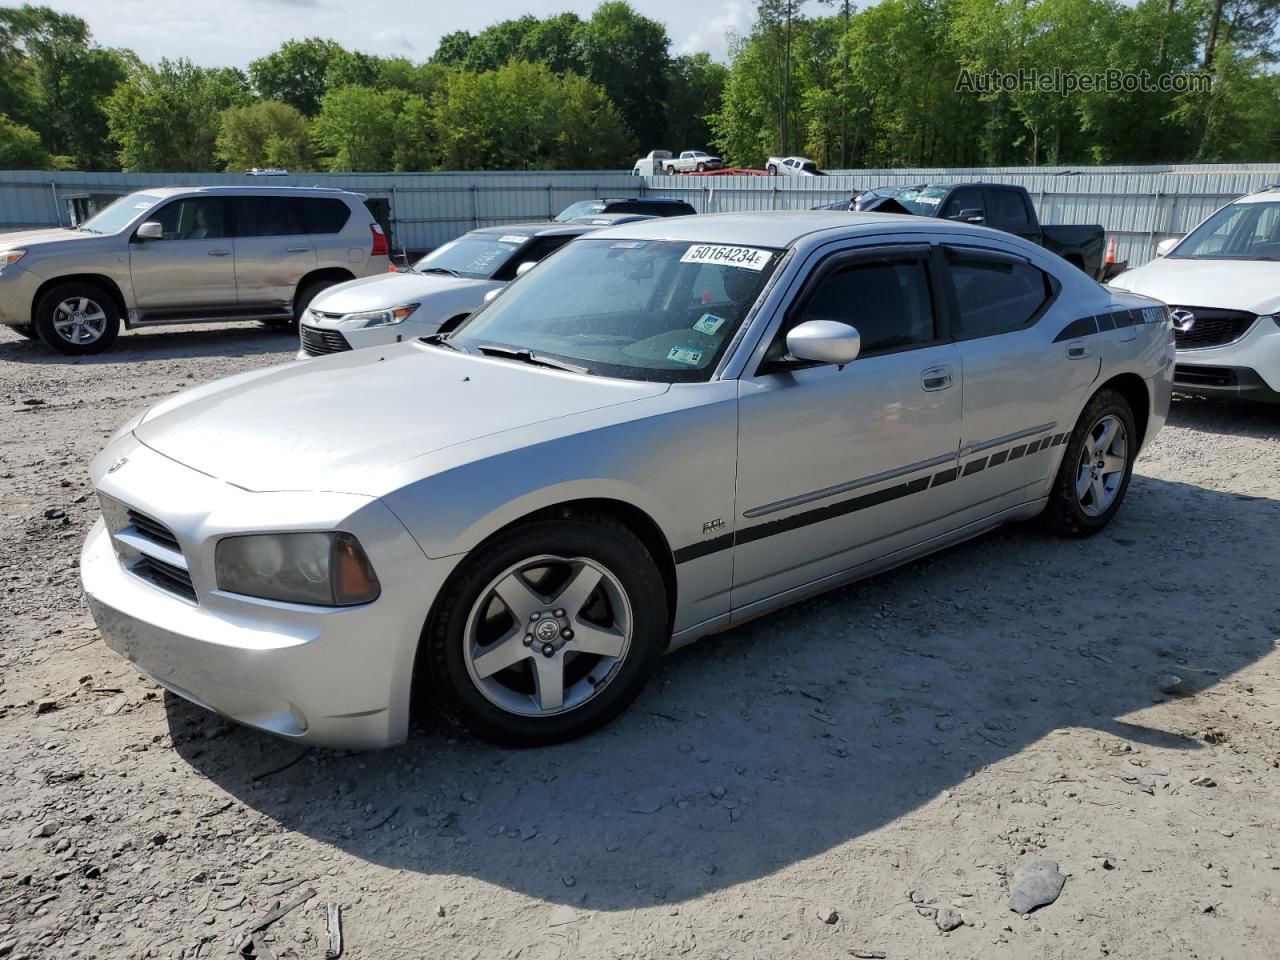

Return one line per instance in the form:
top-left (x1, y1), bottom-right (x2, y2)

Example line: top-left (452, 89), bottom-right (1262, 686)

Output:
top-left (1110, 257), bottom-right (1280, 315)
top-left (0, 227), bottom-right (104, 251)
top-left (310, 271), bottom-right (497, 314)
top-left (133, 344), bottom-right (669, 494)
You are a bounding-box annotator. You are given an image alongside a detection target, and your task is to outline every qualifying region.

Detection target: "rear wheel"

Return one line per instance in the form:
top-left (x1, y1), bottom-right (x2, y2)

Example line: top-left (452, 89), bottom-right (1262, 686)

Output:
top-left (1042, 389), bottom-right (1137, 536)
top-left (34, 283), bottom-right (120, 355)
top-left (420, 512), bottom-right (668, 745)
top-left (696, 162), bottom-right (706, 172)
top-left (767, 164), bottom-right (778, 175)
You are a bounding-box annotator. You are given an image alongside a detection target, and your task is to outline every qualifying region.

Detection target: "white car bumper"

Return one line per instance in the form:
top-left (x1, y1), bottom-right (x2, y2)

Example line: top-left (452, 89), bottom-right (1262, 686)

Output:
top-left (297, 316), bottom-right (448, 360)
top-left (1173, 313), bottom-right (1280, 403)
top-left (80, 440), bottom-right (456, 749)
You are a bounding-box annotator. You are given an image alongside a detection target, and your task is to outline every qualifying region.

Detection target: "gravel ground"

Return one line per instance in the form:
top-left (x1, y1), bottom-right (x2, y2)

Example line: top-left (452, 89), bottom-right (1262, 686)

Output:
top-left (2, 323), bottom-right (1279, 960)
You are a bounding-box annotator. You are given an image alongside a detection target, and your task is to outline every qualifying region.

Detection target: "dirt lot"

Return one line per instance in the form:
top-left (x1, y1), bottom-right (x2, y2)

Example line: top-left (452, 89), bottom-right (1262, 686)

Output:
top-left (1, 323), bottom-right (1279, 960)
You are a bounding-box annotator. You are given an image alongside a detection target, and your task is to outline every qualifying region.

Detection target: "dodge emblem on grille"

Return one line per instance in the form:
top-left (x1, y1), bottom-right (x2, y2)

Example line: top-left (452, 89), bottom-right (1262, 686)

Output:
top-left (107, 456), bottom-right (128, 474)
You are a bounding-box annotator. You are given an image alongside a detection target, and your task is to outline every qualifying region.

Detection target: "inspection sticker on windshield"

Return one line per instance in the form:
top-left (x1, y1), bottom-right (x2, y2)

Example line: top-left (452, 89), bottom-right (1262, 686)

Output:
top-left (667, 345), bottom-right (703, 366)
top-left (680, 244), bottom-right (771, 271)
top-left (497, 235), bottom-right (526, 244)
top-left (693, 313), bottom-right (728, 335)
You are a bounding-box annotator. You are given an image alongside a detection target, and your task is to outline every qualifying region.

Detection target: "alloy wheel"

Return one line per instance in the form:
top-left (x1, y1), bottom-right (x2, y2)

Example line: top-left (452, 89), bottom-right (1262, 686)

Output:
top-left (52, 296), bottom-right (108, 345)
top-left (463, 554), bottom-right (633, 717)
top-left (1075, 414), bottom-right (1128, 517)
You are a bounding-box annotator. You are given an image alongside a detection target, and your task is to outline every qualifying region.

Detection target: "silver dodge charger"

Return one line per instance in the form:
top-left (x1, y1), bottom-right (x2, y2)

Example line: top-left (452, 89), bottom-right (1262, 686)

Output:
top-left (81, 213), bottom-right (1173, 748)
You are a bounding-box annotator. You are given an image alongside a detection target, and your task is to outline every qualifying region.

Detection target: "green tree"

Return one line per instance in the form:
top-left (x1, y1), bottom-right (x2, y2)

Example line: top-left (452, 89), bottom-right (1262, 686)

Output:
top-left (666, 53), bottom-right (728, 151)
top-left (249, 38), bottom-right (349, 116)
top-left (463, 15), bottom-right (540, 71)
top-left (434, 60), bottom-right (634, 170)
top-left (105, 58), bottom-right (245, 171)
top-left (517, 13), bottom-right (586, 73)
top-left (217, 100), bottom-right (312, 171)
top-left (576, 2), bottom-right (671, 149)
top-left (0, 111), bottom-right (47, 167)
top-left (311, 84), bottom-right (400, 171)
top-left (432, 31), bottom-right (474, 66)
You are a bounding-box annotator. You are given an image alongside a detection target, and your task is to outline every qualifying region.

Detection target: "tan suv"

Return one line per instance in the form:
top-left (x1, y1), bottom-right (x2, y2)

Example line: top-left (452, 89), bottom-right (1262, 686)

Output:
top-left (0, 186), bottom-right (390, 354)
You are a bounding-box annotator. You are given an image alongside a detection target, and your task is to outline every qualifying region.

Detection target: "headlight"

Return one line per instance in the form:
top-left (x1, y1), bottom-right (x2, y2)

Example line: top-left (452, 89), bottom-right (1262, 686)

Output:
top-left (215, 532), bottom-right (381, 606)
top-left (0, 249), bottom-right (26, 269)
top-left (340, 303), bottom-right (419, 329)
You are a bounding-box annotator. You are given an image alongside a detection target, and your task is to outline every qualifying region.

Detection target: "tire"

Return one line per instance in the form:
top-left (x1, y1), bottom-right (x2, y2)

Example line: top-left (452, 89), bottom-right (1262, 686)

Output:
top-left (10, 324), bottom-right (38, 340)
top-left (34, 282), bottom-right (120, 355)
top-left (696, 162), bottom-right (706, 173)
top-left (1042, 389), bottom-right (1137, 537)
top-left (420, 511), bottom-right (669, 746)
top-left (767, 164), bottom-right (778, 175)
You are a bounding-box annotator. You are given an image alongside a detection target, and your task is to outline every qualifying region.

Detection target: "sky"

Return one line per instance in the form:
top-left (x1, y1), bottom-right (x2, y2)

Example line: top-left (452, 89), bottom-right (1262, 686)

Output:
top-left (42, 0), bottom-right (754, 66)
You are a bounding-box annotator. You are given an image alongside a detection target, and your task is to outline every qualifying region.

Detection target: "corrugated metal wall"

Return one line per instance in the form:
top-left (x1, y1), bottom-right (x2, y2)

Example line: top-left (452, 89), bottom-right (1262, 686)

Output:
top-left (3, 164), bottom-right (1279, 267)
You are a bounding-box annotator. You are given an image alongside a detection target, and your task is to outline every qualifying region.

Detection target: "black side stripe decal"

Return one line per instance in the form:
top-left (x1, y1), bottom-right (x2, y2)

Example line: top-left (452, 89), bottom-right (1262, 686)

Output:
top-left (1053, 306), bottom-right (1166, 343)
top-left (674, 429), bottom-right (1065, 564)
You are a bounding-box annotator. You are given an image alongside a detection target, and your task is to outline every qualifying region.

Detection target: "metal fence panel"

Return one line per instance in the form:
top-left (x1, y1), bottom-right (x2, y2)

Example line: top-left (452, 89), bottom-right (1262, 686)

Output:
top-left (3, 165), bottom-right (1279, 267)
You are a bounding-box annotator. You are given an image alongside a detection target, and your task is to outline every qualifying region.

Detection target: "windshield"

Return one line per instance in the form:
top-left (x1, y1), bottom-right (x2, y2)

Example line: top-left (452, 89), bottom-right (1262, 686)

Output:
top-left (448, 238), bottom-right (781, 383)
top-left (78, 193), bottom-right (162, 234)
top-left (412, 233), bottom-right (526, 279)
top-left (893, 186), bottom-right (950, 215)
top-left (556, 201), bottom-right (605, 222)
top-left (1172, 200), bottom-right (1280, 260)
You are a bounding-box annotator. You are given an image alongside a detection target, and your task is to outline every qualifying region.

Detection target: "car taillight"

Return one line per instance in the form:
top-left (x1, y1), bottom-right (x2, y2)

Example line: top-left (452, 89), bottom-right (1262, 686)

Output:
top-left (370, 223), bottom-right (388, 258)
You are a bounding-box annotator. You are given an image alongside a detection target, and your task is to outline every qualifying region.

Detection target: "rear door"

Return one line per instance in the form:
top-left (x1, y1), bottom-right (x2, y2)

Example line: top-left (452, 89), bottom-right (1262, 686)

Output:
top-left (128, 197), bottom-right (236, 314)
top-left (944, 244), bottom-right (1098, 503)
top-left (230, 196), bottom-right (317, 310)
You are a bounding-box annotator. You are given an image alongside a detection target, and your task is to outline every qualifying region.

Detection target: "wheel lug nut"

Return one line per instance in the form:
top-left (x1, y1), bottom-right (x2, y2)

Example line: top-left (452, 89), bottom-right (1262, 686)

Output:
top-left (553, 609), bottom-right (565, 617)
top-left (562, 629), bottom-right (574, 640)
top-left (529, 612), bottom-right (540, 621)
top-left (541, 644), bottom-right (555, 657)
top-left (523, 634), bottom-right (533, 646)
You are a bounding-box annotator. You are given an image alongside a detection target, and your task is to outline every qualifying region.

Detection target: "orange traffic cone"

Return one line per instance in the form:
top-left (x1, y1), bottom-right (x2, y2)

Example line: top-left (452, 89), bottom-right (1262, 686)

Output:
top-left (1104, 236), bottom-right (1118, 264)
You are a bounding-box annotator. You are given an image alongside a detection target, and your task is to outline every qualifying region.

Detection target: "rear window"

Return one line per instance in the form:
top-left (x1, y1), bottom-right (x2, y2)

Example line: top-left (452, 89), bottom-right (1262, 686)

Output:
top-left (233, 197), bottom-right (304, 237)
top-left (301, 198), bottom-right (351, 234)
top-left (556, 201), bottom-right (606, 222)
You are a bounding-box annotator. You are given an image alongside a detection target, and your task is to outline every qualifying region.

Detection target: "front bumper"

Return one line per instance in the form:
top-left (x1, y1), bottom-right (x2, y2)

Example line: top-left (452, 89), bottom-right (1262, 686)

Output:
top-left (80, 439), bottom-right (456, 749)
top-left (1174, 315), bottom-right (1280, 400)
top-left (0, 264), bottom-right (42, 326)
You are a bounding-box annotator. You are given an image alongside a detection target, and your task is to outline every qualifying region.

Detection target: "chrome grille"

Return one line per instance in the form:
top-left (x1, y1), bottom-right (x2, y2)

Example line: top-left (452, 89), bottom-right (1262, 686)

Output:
top-left (1170, 306), bottom-right (1257, 349)
top-left (300, 324), bottom-right (352, 357)
top-left (131, 555), bottom-right (197, 602)
top-left (99, 494), bottom-right (197, 604)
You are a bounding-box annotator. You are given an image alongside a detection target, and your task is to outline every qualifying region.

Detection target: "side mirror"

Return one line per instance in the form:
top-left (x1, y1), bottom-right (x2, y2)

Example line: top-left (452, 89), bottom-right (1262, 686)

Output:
top-left (515, 261), bottom-right (537, 277)
top-left (135, 221), bottom-right (163, 241)
top-left (958, 208), bottom-right (985, 224)
top-left (785, 320), bottom-right (861, 366)
top-left (1155, 236), bottom-right (1182, 257)
top-left (483, 288), bottom-right (501, 304)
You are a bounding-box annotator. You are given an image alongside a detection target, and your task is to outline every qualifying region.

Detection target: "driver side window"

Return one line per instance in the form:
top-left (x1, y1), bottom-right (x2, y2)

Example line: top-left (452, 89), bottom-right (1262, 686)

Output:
top-left (151, 198), bottom-right (226, 241)
top-left (784, 255), bottom-right (937, 358)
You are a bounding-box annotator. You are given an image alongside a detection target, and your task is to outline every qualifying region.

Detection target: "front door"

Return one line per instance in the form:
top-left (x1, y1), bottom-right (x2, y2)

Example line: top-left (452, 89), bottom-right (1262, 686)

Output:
top-left (128, 197), bottom-right (236, 315)
top-left (732, 244), bottom-right (963, 611)
top-left (230, 196), bottom-right (317, 311)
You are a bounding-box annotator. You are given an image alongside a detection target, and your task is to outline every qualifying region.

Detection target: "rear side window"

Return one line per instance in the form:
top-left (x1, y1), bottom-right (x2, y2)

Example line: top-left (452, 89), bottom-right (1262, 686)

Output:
top-left (233, 197), bottom-right (304, 237)
top-left (988, 190), bottom-right (1031, 229)
top-left (791, 256), bottom-right (936, 356)
top-left (947, 251), bottom-right (1052, 339)
top-left (151, 198), bottom-right (226, 240)
top-left (301, 198), bottom-right (351, 234)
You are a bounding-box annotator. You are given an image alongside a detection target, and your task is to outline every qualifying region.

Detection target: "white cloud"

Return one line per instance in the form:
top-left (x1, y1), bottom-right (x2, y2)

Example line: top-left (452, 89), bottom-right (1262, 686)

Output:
top-left (674, 0), bottom-right (751, 62)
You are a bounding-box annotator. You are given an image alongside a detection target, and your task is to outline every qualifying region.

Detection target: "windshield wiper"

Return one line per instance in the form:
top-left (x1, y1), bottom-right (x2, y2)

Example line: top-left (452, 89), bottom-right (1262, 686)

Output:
top-left (418, 266), bottom-right (462, 278)
top-left (476, 344), bottom-right (588, 374)
top-left (420, 332), bottom-right (466, 353)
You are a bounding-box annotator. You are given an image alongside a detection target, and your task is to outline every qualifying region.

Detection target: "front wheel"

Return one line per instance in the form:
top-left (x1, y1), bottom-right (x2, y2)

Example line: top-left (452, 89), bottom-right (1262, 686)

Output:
top-left (767, 164), bottom-right (778, 175)
top-left (1042, 389), bottom-right (1137, 536)
top-left (696, 162), bottom-right (706, 172)
top-left (34, 283), bottom-right (120, 355)
top-left (420, 512), bottom-right (668, 745)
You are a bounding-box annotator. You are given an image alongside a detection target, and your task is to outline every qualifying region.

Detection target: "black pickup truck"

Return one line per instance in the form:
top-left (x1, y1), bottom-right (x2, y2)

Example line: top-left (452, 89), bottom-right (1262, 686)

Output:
top-left (815, 182), bottom-right (1108, 279)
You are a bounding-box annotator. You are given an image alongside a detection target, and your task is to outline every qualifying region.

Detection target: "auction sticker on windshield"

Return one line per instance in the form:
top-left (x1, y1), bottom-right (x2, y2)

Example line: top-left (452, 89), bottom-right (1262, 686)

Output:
top-left (667, 345), bottom-right (703, 366)
top-left (680, 245), bottom-right (772, 271)
top-left (498, 235), bottom-right (526, 245)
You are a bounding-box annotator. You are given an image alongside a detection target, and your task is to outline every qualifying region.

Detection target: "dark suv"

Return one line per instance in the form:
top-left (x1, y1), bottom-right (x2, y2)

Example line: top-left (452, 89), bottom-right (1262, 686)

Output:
top-left (555, 197), bottom-right (695, 221)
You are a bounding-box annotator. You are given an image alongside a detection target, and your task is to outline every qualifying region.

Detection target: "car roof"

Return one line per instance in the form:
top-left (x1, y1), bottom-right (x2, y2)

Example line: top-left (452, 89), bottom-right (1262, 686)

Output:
top-left (129, 185), bottom-right (360, 199)
top-left (472, 222), bottom-right (596, 239)
top-left (567, 213), bottom-right (658, 225)
top-left (1237, 189), bottom-right (1280, 204)
top-left (584, 210), bottom-right (1000, 248)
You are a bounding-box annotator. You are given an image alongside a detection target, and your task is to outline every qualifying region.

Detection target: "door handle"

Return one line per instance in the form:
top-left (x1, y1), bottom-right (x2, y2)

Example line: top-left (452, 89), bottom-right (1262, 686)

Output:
top-left (1067, 340), bottom-right (1090, 359)
top-left (921, 365), bottom-right (953, 391)
top-left (286, 246), bottom-right (309, 253)
top-left (207, 249), bottom-right (231, 257)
